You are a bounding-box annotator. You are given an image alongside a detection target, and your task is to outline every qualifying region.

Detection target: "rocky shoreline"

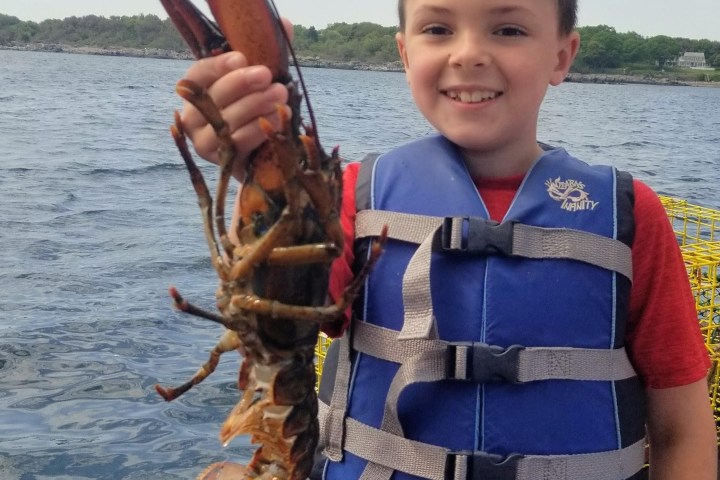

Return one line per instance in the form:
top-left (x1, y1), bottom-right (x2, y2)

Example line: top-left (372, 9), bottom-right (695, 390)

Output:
top-left (564, 72), bottom-right (719, 88)
top-left (1, 42), bottom-right (406, 71)
top-left (1, 42), bottom-right (194, 60)
top-left (565, 72), bottom-right (687, 86)
top-left (3, 42), bottom-right (718, 87)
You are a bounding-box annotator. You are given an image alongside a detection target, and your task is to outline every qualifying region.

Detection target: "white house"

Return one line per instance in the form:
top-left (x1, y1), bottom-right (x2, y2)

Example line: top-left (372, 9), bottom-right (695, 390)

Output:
top-left (677, 51), bottom-right (708, 68)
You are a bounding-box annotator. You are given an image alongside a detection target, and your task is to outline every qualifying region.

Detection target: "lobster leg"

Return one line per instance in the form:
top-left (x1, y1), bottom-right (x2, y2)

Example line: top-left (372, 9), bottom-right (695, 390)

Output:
top-left (229, 227), bottom-right (387, 324)
top-left (176, 79), bottom-right (238, 258)
top-left (265, 244), bottom-right (341, 266)
top-left (170, 112), bottom-right (230, 281)
top-left (170, 286), bottom-right (227, 325)
top-left (155, 329), bottom-right (242, 401)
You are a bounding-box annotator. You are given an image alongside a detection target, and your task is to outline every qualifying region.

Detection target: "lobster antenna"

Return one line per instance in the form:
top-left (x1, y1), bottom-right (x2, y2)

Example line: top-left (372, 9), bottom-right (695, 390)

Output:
top-left (267, 0), bottom-right (322, 150)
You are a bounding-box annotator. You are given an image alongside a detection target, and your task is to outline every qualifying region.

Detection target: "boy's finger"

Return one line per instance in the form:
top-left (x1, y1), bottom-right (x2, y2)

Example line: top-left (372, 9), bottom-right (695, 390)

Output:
top-left (183, 51), bottom-right (249, 89)
top-left (220, 83), bottom-right (289, 133)
top-left (180, 65), bottom-right (275, 132)
top-left (205, 65), bottom-right (274, 111)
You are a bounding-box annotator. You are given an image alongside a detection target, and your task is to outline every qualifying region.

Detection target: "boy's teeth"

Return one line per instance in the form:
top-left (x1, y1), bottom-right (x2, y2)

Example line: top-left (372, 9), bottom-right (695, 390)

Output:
top-left (447, 90), bottom-right (498, 103)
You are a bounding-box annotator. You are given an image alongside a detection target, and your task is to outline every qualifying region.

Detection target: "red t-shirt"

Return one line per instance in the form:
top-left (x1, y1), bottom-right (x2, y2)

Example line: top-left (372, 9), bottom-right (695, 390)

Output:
top-left (328, 162), bottom-right (710, 390)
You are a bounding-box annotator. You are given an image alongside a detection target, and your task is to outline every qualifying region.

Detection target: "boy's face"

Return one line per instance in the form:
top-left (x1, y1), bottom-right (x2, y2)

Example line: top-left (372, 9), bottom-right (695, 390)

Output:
top-left (396, 0), bottom-right (579, 173)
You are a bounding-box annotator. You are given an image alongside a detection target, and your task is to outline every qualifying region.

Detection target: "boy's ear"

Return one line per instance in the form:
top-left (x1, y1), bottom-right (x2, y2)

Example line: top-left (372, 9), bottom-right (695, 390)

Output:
top-left (550, 31), bottom-right (580, 86)
top-left (396, 32), bottom-right (410, 72)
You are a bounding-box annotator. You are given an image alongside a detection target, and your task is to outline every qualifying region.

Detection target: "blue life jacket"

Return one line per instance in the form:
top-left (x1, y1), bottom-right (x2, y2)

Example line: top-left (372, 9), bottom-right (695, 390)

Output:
top-left (318, 135), bottom-right (646, 480)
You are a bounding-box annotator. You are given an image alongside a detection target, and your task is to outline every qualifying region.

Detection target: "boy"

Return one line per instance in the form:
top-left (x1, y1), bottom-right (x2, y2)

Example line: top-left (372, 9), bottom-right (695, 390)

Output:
top-left (178, 0), bottom-right (716, 478)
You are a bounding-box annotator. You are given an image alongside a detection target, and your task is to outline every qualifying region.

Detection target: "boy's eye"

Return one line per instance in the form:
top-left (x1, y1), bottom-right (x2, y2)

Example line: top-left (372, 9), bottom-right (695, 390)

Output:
top-left (421, 25), bottom-right (452, 35)
top-left (495, 26), bottom-right (526, 37)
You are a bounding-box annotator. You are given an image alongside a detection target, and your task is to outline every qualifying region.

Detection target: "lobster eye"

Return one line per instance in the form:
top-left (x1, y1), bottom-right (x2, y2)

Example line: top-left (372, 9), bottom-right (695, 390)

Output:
top-left (252, 212), bottom-right (269, 237)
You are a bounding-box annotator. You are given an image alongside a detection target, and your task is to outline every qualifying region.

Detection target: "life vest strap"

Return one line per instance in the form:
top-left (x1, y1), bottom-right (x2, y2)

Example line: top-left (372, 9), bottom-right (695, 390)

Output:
top-left (355, 210), bottom-right (633, 281)
top-left (316, 403), bottom-right (646, 480)
top-left (352, 319), bottom-right (638, 383)
top-left (321, 334), bottom-right (352, 462)
top-left (346, 322), bottom-right (640, 468)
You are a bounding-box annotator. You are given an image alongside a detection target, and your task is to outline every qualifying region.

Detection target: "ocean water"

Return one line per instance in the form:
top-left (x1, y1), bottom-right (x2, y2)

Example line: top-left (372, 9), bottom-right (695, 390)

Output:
top-left (0, 49), bottom-right (719, 479)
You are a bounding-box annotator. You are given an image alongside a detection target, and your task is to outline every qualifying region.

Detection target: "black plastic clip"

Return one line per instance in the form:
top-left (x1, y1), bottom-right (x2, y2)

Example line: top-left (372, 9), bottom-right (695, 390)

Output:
top-left (447, 343), bottom-right (523, 384)
top-left (446, 450), bottom-right (522, 480)
top-left (440, 217), bottom-right (515, 255)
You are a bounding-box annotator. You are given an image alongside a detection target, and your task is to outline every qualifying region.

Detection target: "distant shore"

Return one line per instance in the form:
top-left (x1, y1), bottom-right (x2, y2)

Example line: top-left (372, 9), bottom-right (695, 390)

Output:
top-left (0, 42), bottom-right (194, 60)
top-left (565, 72), bottom-right (720, 88)
top-left (3, 42), bottom-right (719, 88)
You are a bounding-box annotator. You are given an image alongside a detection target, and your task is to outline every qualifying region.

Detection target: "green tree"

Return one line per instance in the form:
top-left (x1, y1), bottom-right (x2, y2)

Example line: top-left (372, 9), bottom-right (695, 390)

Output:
top-left (581, 40), bottom-right (609, 68)
top-left (10, 20), bottom-right (38, 42)
top-left (0, 14), bottom-right (21, 43)
top-left (0, 13), bottom-right (20, 28)
top-left (307, 26), bottom-right (319, 43)
top-left (710, 53), bottom-right (720, 68)
top-left (696, 38), bottom-right (719, 63)
top-left (576, 25), bottom-right (623, 69)
top-left (645, 35), bottom-right (679, 67)
top-left (620, 32), bottom-right (645, 63)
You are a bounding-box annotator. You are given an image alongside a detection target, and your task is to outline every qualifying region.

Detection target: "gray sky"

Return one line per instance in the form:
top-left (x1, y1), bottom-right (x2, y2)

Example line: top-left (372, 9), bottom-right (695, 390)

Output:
top-left (2, 0), bottom-right (719, 41)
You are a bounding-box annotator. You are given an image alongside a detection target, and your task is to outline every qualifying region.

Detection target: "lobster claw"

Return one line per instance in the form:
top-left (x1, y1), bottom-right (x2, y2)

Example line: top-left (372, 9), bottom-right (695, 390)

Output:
top-left (160, 0), bottom-right (290, 83)
top-left (160, 0), bottom-right (230, 58)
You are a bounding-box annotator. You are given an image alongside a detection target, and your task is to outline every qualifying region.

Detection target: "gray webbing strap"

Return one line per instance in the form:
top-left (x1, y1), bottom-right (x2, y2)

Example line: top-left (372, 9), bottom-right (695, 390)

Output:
top-left (357, 210), bottom-right (442, 244)
top-left (353, 319), bottom-right (438, 362)
top-left (512, 223), bottom-right (633, 280)
top-left (345, 415), bottom-right (646, 480)
top-left (321, 334), bottom-right (352, 461)
top-left (517, 346), bottom-right (637, 382)
top-left (355, 210), bottom-right (633, 281)
top-left (347, 415), bottom-right (449, 480)
top-left (518, 440), bottom-right (646, 480)
top-left (352, 319), bottom-right (638, 382)
top-left (379, 346), bottom-right (447, 435)
top-left (399, 222), bottom-right (441, 340)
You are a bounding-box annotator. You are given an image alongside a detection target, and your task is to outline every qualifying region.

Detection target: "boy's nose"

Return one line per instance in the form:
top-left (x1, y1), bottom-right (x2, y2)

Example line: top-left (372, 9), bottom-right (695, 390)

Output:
top-left (448, 33), bottom-right (491, 68)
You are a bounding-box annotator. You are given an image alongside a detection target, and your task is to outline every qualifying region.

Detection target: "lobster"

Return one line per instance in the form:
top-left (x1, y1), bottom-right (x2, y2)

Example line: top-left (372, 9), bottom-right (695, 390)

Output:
top-left (154, 1), bottom-right (386, 479)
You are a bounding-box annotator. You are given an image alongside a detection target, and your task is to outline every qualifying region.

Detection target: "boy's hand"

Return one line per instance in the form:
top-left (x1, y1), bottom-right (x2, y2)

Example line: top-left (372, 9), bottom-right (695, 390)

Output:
top-left (178, 19), bottom-right (294, 180)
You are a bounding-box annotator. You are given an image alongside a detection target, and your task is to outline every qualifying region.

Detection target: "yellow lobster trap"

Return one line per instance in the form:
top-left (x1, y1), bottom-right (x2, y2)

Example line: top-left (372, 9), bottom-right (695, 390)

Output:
top-left (314, 197), bottom-right (720, 438)
top-left (661, 196), bottom-right (720, 440)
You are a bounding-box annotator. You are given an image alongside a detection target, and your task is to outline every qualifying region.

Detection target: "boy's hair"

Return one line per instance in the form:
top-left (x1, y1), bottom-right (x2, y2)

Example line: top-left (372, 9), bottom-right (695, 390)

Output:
top-left (397, 0), bottom-right (578, 36)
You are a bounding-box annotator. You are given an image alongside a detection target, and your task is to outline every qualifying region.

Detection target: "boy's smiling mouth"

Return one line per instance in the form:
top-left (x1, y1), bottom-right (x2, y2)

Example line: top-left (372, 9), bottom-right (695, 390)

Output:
top-left (443, 89), bottom-right (502, 104)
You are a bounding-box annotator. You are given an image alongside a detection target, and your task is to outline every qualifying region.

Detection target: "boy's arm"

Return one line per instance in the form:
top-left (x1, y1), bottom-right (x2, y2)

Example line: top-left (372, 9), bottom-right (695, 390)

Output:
top-left (646, 378), bottom-right (717, 479)
top-left (627, 180), bottom-right (716, 477)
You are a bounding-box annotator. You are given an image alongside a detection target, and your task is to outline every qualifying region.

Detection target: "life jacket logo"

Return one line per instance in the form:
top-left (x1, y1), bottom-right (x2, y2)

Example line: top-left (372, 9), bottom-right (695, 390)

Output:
top-left (545, 177), bottom-right (599, 212)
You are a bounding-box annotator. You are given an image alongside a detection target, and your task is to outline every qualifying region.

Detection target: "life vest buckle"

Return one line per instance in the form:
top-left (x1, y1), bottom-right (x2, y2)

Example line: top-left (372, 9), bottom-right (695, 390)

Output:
top-left (447, 343), bottom-right (523, 384)
top-left (439, 217), bottom-right (515, 255)
top-left (446, 450), bottom-right (522, 480)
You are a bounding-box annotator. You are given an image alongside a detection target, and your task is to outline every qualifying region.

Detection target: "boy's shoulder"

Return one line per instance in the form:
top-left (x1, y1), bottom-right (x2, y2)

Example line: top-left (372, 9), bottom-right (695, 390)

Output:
top-left (631, 178), bottom-right (670, 227)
